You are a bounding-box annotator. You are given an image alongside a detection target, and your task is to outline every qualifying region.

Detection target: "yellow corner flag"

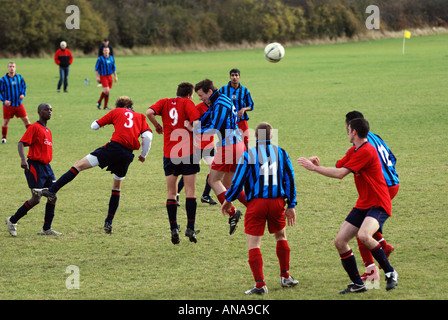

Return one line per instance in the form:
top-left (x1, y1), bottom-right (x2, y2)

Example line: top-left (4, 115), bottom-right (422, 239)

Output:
top-left (404, 30), bottom-right (411, 39)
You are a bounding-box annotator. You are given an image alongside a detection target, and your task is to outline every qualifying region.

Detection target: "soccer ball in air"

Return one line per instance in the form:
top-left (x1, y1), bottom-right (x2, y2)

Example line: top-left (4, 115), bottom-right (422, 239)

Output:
top-left (264, 42), bottom-right (285, 63)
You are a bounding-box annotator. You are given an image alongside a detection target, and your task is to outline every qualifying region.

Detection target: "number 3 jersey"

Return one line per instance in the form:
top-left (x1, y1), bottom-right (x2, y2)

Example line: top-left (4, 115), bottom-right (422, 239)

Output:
top-left (149, 97), bottom-right (200, 158)
top-left (96, 107), bottom-right (151, 151)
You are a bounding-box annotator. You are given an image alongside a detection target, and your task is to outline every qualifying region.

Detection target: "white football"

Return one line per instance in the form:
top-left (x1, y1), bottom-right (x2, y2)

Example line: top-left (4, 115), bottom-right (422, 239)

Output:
top-left (264, 42), bottom-right (285, 63)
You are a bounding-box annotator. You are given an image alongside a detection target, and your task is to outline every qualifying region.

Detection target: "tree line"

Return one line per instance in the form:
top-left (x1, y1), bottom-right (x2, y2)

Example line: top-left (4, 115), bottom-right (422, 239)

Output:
top-left (0, 0), bottom-right (446, 56)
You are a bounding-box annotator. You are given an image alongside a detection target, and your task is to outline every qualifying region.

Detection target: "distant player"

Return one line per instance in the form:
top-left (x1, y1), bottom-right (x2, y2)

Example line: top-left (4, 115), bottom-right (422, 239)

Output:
top-left (146, 82), bottom-right (201, 244)
top-left (54, 41), bottom-right (73, 93)
top-left (344, 111), bottom-right (398, 282)
top-left (6, 103), bottom-right (61, 236)
top-left (33, 96), bottom-right (152, 234)
top-left (219, 68), bottom-right (254, 150)
top-left (95, 47), bottom-right (117, 110)
top-left (0, 61), bottom-right (31, 144)
top-left (222, 122), bottom-right (297, 295)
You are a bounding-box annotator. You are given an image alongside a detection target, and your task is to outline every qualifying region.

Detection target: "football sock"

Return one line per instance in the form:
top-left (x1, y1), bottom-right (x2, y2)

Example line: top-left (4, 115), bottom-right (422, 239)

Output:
top-left (177, 177), bottom-right (184, 194)
top-left (166, 199), bottom-right (178, 230)
top-left (237, 190), bottom-right (248, 207)
top-left (357, 237), bottom-right (375, 267)
top-left (371, 244), bottom-right (394, 273)
top-left (373, 232), bottom-right (389, 250)
top-left (340, 249), bottom-right (363, 285)
top-left (185, 197), bottom-right (197, 230)
top-left (248, 248), bottom-right (265, 288)
top-left (10, 201), bottom-right (33, 224)
top-left (98, 92), bottom-right (105, 104)
top-left (2, 126), bottom-right (7, 139)
top-left (217, 191), bottom-right (235, 216)
top-left (105, 190), bottom-right (120, 224)
top-left (104, 94), bottom-right (109, 108)
top-left (43, 202), bottom-right (55, 231)
top-left (202, 175), bottom-right (211, 197)
top-left (276, 240), bottom-right (291, 278)
top-left (49, 167), bottom-right (79, 193)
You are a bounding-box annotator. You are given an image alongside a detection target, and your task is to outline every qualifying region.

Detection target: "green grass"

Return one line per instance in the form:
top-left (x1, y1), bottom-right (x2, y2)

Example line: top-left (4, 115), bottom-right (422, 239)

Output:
top-left (0, 34), bottom-right (447, 301)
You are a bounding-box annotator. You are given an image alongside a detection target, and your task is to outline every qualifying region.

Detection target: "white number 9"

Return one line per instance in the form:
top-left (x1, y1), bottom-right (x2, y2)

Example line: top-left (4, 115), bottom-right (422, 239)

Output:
top-left (169, 108), bottom-right (178, 126)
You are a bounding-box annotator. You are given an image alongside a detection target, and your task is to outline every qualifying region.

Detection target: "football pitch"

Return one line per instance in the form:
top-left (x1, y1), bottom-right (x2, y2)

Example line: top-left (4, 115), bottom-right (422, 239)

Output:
top-left (0, 34), bottom-right (447, 302)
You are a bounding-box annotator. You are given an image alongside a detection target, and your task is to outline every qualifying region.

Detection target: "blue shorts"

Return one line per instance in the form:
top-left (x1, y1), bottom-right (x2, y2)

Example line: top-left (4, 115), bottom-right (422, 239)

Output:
top-left (163, 155), bottom-right (200, 177)
top-left (24, 159), bottom-right (56, 189)
top-left (345, 207), bottom-right (389, 233)
top-left (90, 141), bottom-right (134, 178)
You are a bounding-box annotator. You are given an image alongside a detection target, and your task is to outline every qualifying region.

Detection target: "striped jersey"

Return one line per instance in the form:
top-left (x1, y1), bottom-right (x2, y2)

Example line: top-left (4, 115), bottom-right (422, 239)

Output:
top-left (367, 132), bottom-right (399, 186)
top-left (219, 82), bottom-right (254, 121)
top-left (0, 73), bottom-right (27, 106)
top-left (95, 55), bottom-right (116, 76)
top-left (195, 90), bottom-right (242, 147)
top-left (225, 140), bottom-right (297, 208)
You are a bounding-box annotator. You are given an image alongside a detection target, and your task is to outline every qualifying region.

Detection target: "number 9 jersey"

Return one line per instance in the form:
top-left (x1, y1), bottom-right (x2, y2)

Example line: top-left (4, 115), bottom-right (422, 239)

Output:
top-left (96, 107), bottom-right (151, 151)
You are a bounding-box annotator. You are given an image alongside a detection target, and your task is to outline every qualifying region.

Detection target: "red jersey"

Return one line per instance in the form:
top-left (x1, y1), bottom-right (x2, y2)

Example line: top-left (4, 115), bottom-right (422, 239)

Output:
top-left (196, 102), bottom-right (215, 150)
top-left (96, 108), bottom-right (151, 151)
top-left (150, 97), bottom-right (200, 158)
top-left (336, 142), bottom-right (392, 215)
top-left (20, 121), bottom-right (53, 165)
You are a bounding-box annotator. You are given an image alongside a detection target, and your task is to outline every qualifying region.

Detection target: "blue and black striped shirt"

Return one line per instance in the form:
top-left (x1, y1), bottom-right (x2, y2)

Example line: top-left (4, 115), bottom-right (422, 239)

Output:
top-left (367, 132), bottom-right (399, 186)
top-left (95, 55), bottom-right (116, 76)
top-left (0, 73), bottom-right (27, 106)
top-left (219, 82), bottom-right (254, 121)
top-left (225, 140), bottom-right (297, 208)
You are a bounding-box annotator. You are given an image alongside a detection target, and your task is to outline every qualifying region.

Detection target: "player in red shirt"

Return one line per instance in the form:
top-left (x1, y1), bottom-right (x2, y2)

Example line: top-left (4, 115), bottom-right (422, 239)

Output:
top-left (33, 96), bottom-right (152, 234)
top-left (298, 118), bottom-right (398, 293)
top-left (6, 103), bottom-right (61, 236)
top-left (146, 82), bottom-right (201, 244)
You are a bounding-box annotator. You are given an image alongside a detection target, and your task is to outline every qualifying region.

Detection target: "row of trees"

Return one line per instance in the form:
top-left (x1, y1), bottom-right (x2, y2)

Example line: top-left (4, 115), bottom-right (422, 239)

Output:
top-left (0, 0), bottom-right (447, 56)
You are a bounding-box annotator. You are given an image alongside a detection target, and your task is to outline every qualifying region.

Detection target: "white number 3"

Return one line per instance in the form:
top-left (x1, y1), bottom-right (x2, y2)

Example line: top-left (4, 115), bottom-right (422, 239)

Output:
top-left (124, 112), bottom-right (134, 128)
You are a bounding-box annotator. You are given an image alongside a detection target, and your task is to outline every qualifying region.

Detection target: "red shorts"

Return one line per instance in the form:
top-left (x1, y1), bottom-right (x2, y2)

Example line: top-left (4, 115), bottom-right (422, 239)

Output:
top-left (237, 120), bottom-right (249, 145)
top-left (100, 75), bottom-right (113, 88)
top-left (3, 104), bottom-right (27, 119)
top-left (388, 184), bottom-right (399, 200)
top-left (245, 197), bottom-right (287, 236)
top-left (211, 141), bottom-right (245, 172)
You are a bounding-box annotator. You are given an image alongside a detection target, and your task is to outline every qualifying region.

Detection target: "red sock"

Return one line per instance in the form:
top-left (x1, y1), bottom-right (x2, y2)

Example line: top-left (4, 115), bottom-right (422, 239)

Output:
top-left (217, 191), bottom-right (235, 216)
top-left (248, 248), bottom-right (265, 288)
top-left (104, 94), bottom-right (109, 108)
top-left (373, 232), bottom-right (388, 250)
top-left (98, 92), bottom-right (105, 103)
top-left (1, 126), bottom-right (7, 139)
top-left (357, 237), bottom-right (375, 267)
top-left (276, 240), bottom-right (291, 278)
top-left (238, 190), bottom-right (248, 207)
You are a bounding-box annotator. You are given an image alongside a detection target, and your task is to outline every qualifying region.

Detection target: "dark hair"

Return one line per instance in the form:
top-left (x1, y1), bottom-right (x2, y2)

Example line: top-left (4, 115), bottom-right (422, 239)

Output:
top-left (195, 79), bottom-right (217, 93)
top-left (229, 68), bottom-right (240, 75)
top-left (345, 111), bottom-right (364, 123)
top-left (255, 122), bottom-right (273, 140)
top-left (115, 96), bottom-right (133, 109)
top-left (348, 118), bottom-right (369, 139)
top-left (176, 82), bottom-right (194, 97)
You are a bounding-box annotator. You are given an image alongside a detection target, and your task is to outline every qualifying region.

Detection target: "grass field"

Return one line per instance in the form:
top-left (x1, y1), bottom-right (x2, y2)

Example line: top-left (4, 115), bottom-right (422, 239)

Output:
top-left (0, 34), bottom-right (447, 304)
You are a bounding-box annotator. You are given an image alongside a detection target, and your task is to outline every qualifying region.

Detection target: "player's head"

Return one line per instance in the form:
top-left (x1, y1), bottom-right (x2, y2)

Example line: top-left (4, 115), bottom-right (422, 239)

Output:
top-left (177, 82), bottom-right (194, 99)
top-left (7, 61), bottom-right (16, 75)
top-left (103, 47), bottom-right (110, 56)
top-left (195, 79), bottom-right (217, 105)
top-left (229, 68), bottom-right (241, 84)
top-left (229, 68), bottom-right (240, 76)
top-left (345, 111), bottom-right (364, 123)
top-left (37, 103), bottom-right (52, 120)
top-left (115, 96), bottom-right (133, 110)
top-left (60, 41), bottom-right (67, 49)
top-left (348, 118), bottom-right (369, 139)
top-left (255, 122), bottom-right (273, 141)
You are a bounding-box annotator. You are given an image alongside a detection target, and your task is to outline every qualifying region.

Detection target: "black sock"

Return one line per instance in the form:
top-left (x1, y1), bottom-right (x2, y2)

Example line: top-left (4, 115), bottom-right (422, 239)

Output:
top-left (10, 201), bottom-right (33, 223)
top-left (43, 202), bottom-right (55, 230)
top-left (105, 190), bottom-right (120, 224)
top-left (340, 249), bottom-right (363, 285)
top-left (166, 199), bottom-right (178, 230)
top-left (202, 175), bottom-right (211, 197)
top-left (371, 244), bottom-right (394, 273)
top-left (49, 167), bottom-right (79, 193)
top-left (185, 197), bottom-right (197, 230)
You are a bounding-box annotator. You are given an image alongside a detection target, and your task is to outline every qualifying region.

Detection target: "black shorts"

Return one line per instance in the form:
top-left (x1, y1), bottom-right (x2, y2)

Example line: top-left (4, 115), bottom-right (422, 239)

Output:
top-left (163, 155), bottom-right (200, 177)
top-left (345, 207), bottom-right (389, 233)
top-left (90, 141), bottom-right (135, 178)
top-left (24, 159), bottom-right (56, 189)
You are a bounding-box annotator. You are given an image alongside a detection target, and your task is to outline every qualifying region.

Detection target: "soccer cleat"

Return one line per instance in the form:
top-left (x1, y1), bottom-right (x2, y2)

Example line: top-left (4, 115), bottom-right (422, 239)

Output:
top-left (228, 210), bottom-right (242, 235)
top-left (385, 270), bottom-right (399, 291)
top-left (171, 228), bottom-right (180, 245)
top-left (185, 228), bottom-right (199, 243)
top-left (104, 107), bottom-right (111, 110)
top-left (245, 285), bottom-right (268, 295)
top-left (104, 222), bottom-right (113, 234)
top-left (280, 275), bottom-right (299, 288)
top-left (201, 195), bottom-right (218, 205)
top-left (1, 138), bottom-right (6, 144)
top-left (32, 188), bottom-right (57, 202)
top-left (96, 102), bottom-right (101, 110)
top-left (39, 228), bottom-right (62, 236)
top-left (6, 217), bottom-right (17, 237)
top-left (339, 283), bottom-right (367, 294)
